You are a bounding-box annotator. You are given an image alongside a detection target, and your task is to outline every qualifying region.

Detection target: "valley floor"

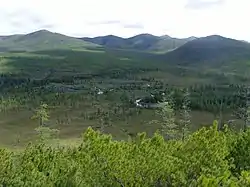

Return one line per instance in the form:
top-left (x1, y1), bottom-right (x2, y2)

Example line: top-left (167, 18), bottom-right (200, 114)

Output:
top-left (0, 48), bottom-right (248, 148)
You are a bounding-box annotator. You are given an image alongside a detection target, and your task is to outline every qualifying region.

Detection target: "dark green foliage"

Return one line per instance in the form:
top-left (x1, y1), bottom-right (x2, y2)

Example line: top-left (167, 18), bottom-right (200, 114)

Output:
top-left (230, 129), bottom-right (250, 175)
top-left (0, 123), bottom-right (250, 186)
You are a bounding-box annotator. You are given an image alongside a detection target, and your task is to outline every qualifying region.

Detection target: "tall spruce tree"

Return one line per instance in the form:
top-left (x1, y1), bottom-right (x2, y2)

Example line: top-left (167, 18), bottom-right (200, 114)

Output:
top-left (180, 88), bottom-right (191, 141)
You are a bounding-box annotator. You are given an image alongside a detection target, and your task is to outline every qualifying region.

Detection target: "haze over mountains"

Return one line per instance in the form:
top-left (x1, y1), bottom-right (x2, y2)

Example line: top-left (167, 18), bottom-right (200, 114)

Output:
top-left (1, 29), bottom-right (250, 66)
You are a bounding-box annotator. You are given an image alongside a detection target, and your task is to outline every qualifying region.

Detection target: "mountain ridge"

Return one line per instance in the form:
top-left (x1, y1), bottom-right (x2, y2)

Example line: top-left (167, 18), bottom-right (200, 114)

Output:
top-left (0, 30), bottom-right (99, 52)
top-left (80, 33), bottom-right (197, 52)
top-left (163, 35), bottom-right (250, 66)
top-left (1, 29), bottom-right (250, 65)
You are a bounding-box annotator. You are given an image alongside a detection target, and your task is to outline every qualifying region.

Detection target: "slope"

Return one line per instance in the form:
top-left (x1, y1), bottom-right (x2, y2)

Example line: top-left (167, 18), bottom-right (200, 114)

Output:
top-left (164, 35), bottom-right (250, 66)
top-left (0, 35), bottom-right (24, 52)
top-left (0, 30), bottom-right (99, 52)
top-left (80, 34), bottom-right (195, 52)
top-left (82, 35), bottom-right (128, 48)
top-left (149, 36), bottom-right (197, 52)
top-left (125, 34), bottom-right (160, 50)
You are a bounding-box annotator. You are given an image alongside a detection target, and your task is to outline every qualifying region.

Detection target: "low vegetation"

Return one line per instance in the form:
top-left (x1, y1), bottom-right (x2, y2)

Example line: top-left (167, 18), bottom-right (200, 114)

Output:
top-left (1, 101), bottom-right (250, 186)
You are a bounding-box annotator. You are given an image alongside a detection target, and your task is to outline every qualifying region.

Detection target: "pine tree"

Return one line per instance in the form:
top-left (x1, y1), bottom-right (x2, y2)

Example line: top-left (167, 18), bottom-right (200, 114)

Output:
top-left (180, 88), bottom-right (191, 141)
top-left (233, 86), bottom-right (250, 131)
top-left (156, 95), bottom-right (178, 139)
top-left (245, 85), bottom-right (250, 130)
top-left (31, 103), bottom-right (49, 127)
top-left (31, 103), bottom-right (59, 142)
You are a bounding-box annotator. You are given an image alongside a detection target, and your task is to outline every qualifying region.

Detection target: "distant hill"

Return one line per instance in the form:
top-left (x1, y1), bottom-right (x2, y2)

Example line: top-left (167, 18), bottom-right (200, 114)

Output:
top-left (0, 36), bottom-right (7, 41)
top-left (0, 34), bottom-right (22, 41)
top-left (2, 30), bottom-right (249, 65)
top-left (0, 35), bottom-right (23, 51)
top-left (148, 36), bottom-right (198, 52)
top-left (164, 35), bottom-right (250, 65)
top-left (0, 30), bottom-right (197, 52)
top-left (0, 30), bottom-right (99, 52)
top-left (80, 34), bottom-right (196, 52)
top-left (125, 34), bottom-right (160, 50)
top-left (82, 35), bottom-right (128, 49)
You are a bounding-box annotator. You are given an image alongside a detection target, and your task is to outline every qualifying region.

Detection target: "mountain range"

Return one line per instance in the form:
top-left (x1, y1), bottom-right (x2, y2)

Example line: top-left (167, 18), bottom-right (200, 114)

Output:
top-left (80, 34), bottom-right (197, 52)
top-left (0, 30), bottom-right (99, 52)
top-left (0, 30), bottom-right (199, 53)
top-left (1, 29), bottom-right (250, 66)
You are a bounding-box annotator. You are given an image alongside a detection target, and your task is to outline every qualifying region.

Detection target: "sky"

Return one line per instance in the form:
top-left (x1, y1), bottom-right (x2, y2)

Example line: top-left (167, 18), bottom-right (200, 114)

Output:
top-left (0, 0), bottom-right (250, 41)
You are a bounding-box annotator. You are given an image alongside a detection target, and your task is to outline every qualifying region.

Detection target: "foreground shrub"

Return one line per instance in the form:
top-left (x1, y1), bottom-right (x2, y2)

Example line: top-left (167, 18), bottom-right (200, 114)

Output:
top-left (0, 123), bottom-right (250, 186)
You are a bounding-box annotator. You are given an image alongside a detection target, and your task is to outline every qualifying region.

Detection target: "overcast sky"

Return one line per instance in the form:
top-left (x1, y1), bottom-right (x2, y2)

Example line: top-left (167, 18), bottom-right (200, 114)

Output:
top-left (0, 0), bottom-right (249, 40)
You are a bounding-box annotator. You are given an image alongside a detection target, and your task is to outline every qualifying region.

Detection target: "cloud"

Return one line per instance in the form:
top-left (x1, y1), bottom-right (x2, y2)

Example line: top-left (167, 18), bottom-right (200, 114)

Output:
top-left (87, 20), bottom-right (144, 29)
top-left (39, 24), bottom-right (55, 29)
top-left (0, 0), bottom-right (250, 41)
top-left (123, 23), bottom-right (144, 29)
top-left (0, 7), bottom-right (56, 34)
top-left (185, 0), bottom-right (225, 9)
top-left (88, 20), bottom-right (121, 25)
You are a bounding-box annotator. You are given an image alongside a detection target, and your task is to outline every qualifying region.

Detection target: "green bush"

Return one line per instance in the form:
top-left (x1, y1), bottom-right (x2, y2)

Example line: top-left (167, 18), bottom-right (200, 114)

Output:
top-left (1, 123), bottom-right (250, 186)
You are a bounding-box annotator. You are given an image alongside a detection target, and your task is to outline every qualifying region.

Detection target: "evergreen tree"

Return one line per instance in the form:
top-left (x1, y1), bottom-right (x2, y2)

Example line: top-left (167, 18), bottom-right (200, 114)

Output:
top-left (180, 88), bottom-right (191, 141)
top-left (156, 95), bottom-right (178, 139)
top-left (31, 103), bottom-right (50, 127)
